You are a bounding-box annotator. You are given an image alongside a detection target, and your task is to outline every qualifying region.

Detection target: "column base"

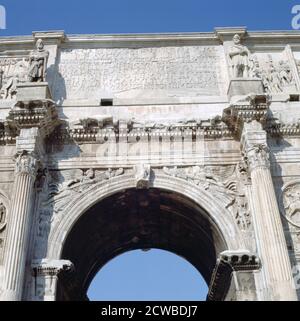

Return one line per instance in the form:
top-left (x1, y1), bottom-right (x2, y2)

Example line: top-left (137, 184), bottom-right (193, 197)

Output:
top-left (1, 289), bottom-right (21, 301)
top-left (271, 281), bottom-right (298, 301)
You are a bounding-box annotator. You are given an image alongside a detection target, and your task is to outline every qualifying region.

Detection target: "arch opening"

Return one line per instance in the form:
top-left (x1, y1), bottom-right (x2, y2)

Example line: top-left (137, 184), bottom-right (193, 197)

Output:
top-left (87, 249), bottom-right (208, 301)
top-left (57, 188), bottom-right (228, 301)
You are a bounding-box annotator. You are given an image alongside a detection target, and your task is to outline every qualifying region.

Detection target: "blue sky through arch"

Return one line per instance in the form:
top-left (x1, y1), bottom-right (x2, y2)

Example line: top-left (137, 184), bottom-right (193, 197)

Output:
top-left (87, 249), bottom-right (208, 301)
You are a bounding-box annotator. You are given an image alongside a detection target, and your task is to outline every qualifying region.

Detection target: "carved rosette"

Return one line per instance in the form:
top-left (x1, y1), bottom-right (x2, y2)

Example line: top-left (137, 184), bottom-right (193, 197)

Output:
top-left (244, 143), bottom-right (270, 172)
top-left (15, 151), bottom-right (39, 177)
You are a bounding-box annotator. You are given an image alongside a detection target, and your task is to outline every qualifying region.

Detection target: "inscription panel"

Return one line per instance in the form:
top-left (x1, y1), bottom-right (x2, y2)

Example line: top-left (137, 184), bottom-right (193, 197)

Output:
top-left (53, 46), bottom-right (227, 101)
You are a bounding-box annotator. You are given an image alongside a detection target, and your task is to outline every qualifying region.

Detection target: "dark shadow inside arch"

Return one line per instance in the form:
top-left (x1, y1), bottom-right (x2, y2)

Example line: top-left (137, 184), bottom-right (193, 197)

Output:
top-left (57, 188), bottom-right (228, 301)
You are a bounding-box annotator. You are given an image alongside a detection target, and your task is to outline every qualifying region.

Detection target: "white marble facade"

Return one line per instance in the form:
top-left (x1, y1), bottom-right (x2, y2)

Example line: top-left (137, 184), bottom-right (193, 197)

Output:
top-left (0, 27), bottom-right (300, 300)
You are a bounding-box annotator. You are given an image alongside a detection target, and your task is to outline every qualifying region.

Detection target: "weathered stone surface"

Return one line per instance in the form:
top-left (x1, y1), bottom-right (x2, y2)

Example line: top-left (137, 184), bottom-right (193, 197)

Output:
top-left (16, 82), bottom-right (51, 101)
top-left (53, 46), bottom-right (228, 100)
top-left (0, 27), bottom-right (299, 301)
top-left (227, 79), bottom-right (264, 99)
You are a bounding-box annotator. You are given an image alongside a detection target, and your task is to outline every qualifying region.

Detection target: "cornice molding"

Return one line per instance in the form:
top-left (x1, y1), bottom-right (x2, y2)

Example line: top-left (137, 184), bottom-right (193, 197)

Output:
top-left (8, 99), bottom-right (60, 137)
top-left (266, 120), bottom-right (300, 137)
top-left (32, 30), bottom-right (66, 46)
top-left (32, 259), bottom-right (74, 277)
top-left (215, 26), bottom-right (247, 43)
top-left (207, 250), bottom-right (261, 301)
top-left (2, 29), bottom-right (300, 47)
top-left (65, 117), bottom-right (233, 144)
top-left (223, 104), bottom-right (269, 135)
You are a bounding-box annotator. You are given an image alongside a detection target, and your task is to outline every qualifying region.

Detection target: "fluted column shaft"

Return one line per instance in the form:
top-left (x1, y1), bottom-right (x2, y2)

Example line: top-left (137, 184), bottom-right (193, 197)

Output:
top-left (2, 152), bottom-right (38, 301)
top-left (242, 123), bottom-right (297, 300)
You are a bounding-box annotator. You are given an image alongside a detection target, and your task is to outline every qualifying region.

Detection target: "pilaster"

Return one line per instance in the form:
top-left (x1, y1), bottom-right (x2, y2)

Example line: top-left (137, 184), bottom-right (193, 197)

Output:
top-left (225, 93), bottom-right (298, 300)
top-left (2, 151), bottom-right (38, 300)
top-left (1, 82), bottom-right (59, 300)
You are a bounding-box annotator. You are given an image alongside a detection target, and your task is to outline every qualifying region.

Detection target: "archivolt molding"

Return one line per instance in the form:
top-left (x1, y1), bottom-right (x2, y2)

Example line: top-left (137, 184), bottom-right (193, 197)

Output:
top-left (44, 166), bottom-right (249, 259)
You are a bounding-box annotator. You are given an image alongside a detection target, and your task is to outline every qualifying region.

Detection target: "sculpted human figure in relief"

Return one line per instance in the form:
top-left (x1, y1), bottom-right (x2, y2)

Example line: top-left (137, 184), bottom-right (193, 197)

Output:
top-left (0, 202), bottom-right (6, 232)
top-left (28, 39), bottom-right (49, 82)
top-left (0, 58), bottom-right (29, 99)
top-left (229, 34), bottom-right (251, 78)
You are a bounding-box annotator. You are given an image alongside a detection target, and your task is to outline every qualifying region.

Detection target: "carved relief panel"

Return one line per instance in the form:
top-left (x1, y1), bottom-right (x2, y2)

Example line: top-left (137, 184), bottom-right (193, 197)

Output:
top-left (224, 35), bottom-right (299, 94)
top-left (282, 180), bottom-right (300, 228)
top-left (281, 180), bottom-right (300, 255)
top-left (249, 51), bottom-right (297, 94)
top-left (0, 39), bottom-right (50, 101)
top-left (0, 193), bottom-right (9, 264)
top-left (0, 55), bottom-right (29, 100)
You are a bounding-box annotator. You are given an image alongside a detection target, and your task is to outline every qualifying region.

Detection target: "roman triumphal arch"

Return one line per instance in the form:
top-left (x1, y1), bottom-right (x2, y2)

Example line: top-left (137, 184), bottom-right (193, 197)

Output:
top-left (0, 27), bottom-right (300, 301)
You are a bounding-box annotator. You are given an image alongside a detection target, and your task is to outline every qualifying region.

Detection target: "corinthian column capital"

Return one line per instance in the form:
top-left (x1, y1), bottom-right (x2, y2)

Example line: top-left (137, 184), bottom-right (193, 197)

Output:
top-left (245, 143), bottom-right (270, 172)
top-left (32, 259), bottom-right (74, 277)
top-left (240, 120), bottom-right (270, 172)
top-left (31, 259), bottom-right (74, 301)
top-left (14, 151), bottom-right (39, 176)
